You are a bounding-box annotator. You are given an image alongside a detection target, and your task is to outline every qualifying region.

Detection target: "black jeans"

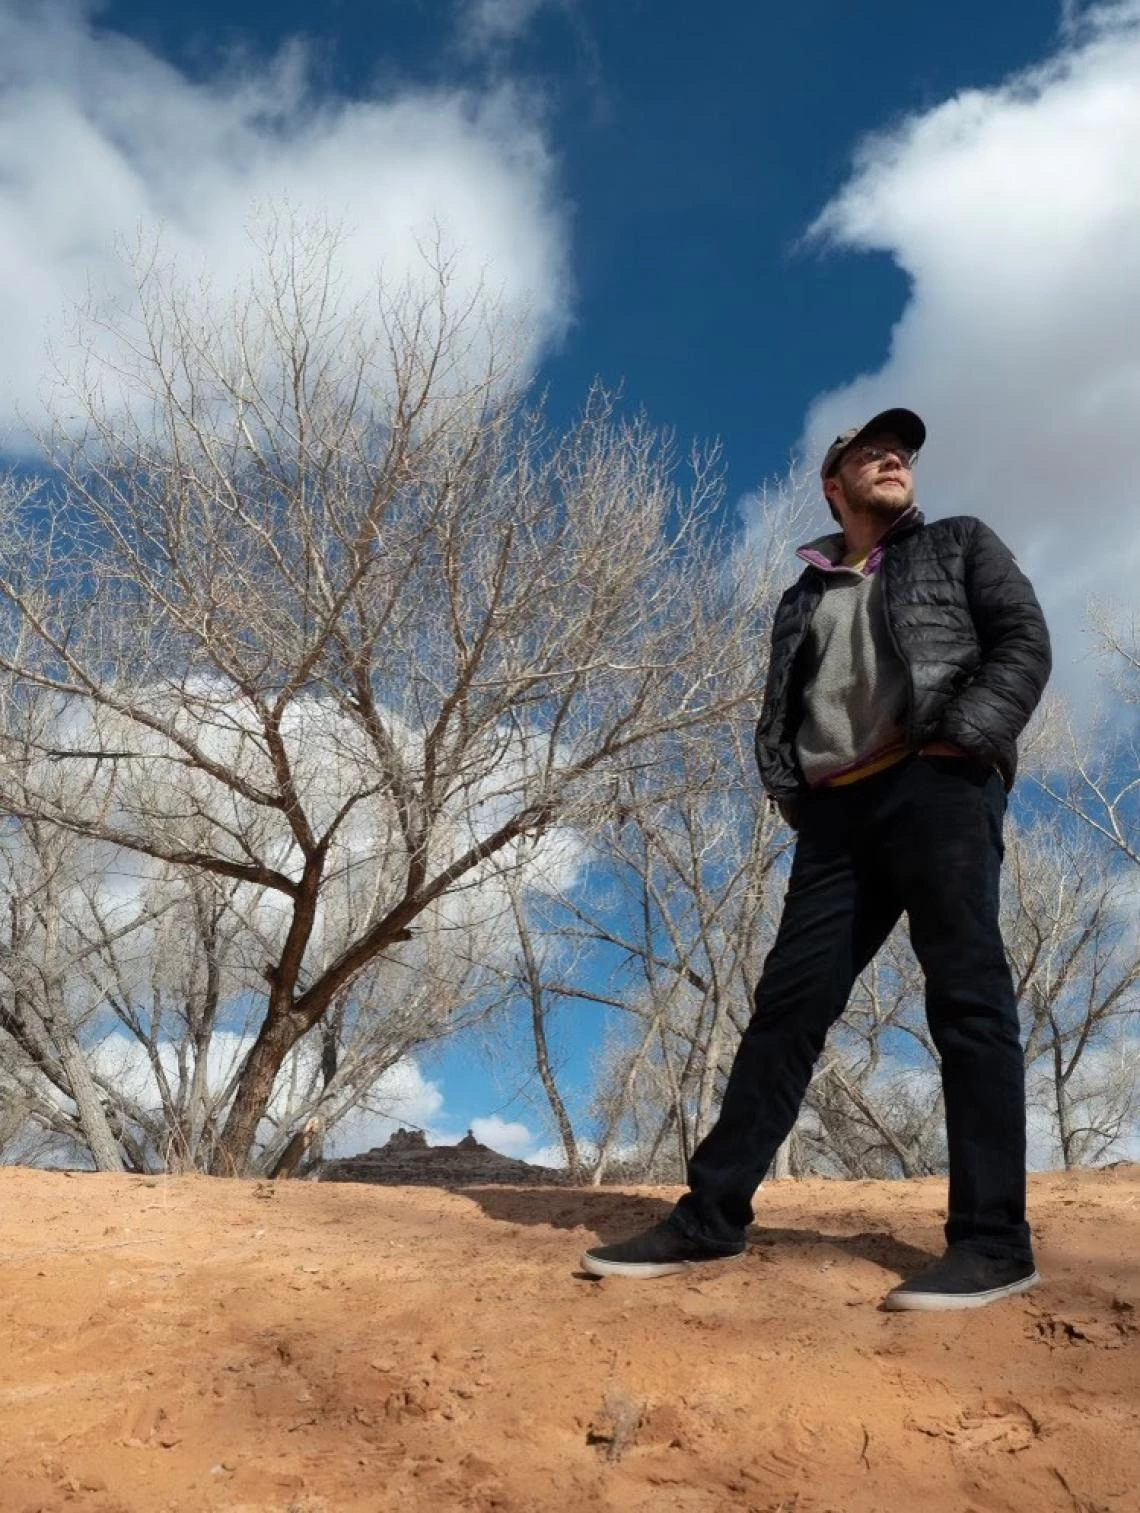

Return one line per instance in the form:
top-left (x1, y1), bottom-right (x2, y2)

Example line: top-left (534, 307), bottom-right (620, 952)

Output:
top-left (672, 756), bottom-right (1032, 1265)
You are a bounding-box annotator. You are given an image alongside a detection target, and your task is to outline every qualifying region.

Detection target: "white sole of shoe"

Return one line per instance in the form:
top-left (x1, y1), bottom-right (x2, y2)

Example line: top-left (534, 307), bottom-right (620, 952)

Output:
top-left (580, 1251), bottom-right (744, 1280)
top-left (882, 1269), bottom-right (1041, 1312)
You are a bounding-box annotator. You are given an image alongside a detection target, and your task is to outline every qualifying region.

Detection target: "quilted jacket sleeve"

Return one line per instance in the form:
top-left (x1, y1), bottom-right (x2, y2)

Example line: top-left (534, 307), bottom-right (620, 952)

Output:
top-left (935, 520), bottom-right (1051, 760)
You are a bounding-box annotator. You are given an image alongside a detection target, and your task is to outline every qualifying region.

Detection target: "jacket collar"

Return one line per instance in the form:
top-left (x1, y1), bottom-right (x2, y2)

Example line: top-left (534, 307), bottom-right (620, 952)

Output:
top-left (796, 506), bottom-right (924, 576)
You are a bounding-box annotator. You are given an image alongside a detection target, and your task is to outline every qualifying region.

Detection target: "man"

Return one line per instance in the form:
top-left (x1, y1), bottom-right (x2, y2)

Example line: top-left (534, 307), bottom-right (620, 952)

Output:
top-left (583, 408), bottom-right (1052, 1311)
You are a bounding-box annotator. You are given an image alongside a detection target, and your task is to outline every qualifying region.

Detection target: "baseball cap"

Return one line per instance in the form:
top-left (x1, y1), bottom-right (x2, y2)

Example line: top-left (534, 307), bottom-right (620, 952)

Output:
top-left (820, 408), bottom-right (926, 481)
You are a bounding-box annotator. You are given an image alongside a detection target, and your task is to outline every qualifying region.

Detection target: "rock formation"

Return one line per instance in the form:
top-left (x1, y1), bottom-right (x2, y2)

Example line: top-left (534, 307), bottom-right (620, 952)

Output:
top-left (316, 1128), bottom-right (567, 1187)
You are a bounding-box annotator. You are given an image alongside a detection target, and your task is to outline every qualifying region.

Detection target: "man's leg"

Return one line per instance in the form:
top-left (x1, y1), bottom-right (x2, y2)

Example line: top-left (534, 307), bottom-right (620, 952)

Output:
top-left (673, 800), bottom-right (900, 1247)
top-left (582, 791), bottom-right (899, 1276)
top-left (877, 759), bottom-right (1037, 1310)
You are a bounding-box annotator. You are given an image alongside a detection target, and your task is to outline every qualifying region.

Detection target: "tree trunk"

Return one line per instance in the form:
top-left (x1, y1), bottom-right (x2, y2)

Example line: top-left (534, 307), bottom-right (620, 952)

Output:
top-left (532, 999), bottom-right (581, 1182)
top-left (512, 891), bottom-right (582, 1182)
top-left (590, 1017), bottom-right (657, 1185)
top-left (209, 1010), bottom-right (298, 1175)
top-left (46, 1016), bottom-right (125, 1173)
top-left (61, 1048), bottom-right (125, 1172)
top-left (770, 1135), bottom-right (793, 1181)
top-left (6, 996), bottom-right (125, 1173)
top-left (694, 997), bottom-right (725, 1145)
top-left (269, 1116), bottom-right (323, 1179)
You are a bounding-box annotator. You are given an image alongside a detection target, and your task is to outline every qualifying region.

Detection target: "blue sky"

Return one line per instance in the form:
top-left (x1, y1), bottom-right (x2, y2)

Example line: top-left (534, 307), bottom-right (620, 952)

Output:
top-left (97, 0), bottom-right (1064, 496)
top-left (3, 0), bottom-right (1139, 1157)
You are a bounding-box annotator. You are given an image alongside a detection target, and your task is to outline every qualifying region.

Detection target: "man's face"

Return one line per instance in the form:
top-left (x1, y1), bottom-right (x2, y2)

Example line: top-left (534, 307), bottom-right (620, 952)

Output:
top-left (829, 433), bottom-right (917, 519)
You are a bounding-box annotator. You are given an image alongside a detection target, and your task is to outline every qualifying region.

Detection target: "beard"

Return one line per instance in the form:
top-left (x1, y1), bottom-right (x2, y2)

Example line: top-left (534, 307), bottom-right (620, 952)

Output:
top-left (839, 473), bottom-right (915, 518)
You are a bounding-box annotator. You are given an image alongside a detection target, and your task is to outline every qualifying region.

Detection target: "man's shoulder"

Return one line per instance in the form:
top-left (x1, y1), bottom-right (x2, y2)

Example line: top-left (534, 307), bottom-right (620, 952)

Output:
top-left (777, 572), bottom-right (814, 608)
top-left (895, 515), bottom-right (995, 562)
top-left (771, 569), bottom-right (822, 627)
top-left (912, 514), bottom-right (985, 541)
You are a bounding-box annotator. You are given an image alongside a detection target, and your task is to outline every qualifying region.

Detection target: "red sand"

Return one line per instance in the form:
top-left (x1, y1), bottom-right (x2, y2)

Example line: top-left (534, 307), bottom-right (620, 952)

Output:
top-left (1, 1164), bottom-right (1136, 1512)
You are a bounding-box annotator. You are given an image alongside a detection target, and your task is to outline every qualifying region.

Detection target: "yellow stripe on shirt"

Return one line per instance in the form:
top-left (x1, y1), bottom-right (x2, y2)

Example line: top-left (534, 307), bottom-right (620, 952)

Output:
top-left (818, 742), bottom-right (911, 788)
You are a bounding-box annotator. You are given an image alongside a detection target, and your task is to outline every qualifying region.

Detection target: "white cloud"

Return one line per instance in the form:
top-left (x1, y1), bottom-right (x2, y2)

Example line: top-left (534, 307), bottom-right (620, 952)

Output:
top-left (1060, 0), bottom-right (1094, 38)
top-left (458, 0), bottom-right (559, 52)
top-left (526, 1136), bottom-right (636, 1170)
top-left (324, 1060), bottom-right (449, 1155)
top-left (798, 1), bottom-right (1140, 695)
top-left (86, 1028), bottom-right (450, 1158)
top-left (470, 1113), bottom-right (537, 1156)
top-left (0, 1), bottom-right (570, 448)
top-left (526, 1141), bottom-right (570, 1168)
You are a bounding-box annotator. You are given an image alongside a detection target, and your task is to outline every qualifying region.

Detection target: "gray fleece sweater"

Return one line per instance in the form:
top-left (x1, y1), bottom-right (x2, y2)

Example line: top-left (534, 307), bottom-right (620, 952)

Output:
top-left (794, 529), bottom-right (911, 787)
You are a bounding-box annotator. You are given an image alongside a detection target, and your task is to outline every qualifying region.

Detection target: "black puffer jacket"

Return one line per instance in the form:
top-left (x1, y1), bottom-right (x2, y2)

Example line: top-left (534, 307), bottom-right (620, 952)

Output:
top-left (755, 512), bottom-right (1051, 809)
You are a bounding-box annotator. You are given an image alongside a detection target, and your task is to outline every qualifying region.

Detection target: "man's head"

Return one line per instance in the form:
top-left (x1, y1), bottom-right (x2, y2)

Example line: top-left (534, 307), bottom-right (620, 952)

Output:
top-left (820, 407), bottom-right (925, 527)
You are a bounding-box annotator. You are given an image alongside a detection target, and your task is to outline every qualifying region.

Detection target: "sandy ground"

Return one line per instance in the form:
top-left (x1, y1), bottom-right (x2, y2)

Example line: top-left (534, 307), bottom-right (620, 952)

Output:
top-left (0, 1166), bottom-right (1137, 1513)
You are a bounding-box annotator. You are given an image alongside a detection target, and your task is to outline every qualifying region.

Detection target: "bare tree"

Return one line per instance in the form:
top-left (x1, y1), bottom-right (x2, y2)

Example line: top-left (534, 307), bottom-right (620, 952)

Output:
top-left (0, 1076), bottom-right (28, 1160)
top-left (576, 740), bottom-right (788, 1179)
top-left (1089, 603), bottom-right (1140, 706)
top-left (790, 935), bottom-right (945, 1180)
top-left (1007, 609), bottom-right (1140, 1165)
top-left (0, 709), bottom-right (519, 1175)
top-left (0, 220), bottom-right (766, 1174)
top-left (0, 814), bottom-right (135, 1170)
top-left (502, 866), bottom-right (586, 1180)
top-left (1006, 818), bottom-right (1140, 1167)
top-left (1030, 607), bottom-right (1139, 870)
top-left (0, 1069), bottom-right (60, 1167)
top-left (491, 480), bottom-right (837, 1185)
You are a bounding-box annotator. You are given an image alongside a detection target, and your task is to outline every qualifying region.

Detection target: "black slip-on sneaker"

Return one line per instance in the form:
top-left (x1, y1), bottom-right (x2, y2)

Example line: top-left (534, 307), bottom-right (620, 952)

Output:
top-left (581, 1219), bottom-right (746, 1279)
top-left (883, 1247), bottom-right (1040, 1312)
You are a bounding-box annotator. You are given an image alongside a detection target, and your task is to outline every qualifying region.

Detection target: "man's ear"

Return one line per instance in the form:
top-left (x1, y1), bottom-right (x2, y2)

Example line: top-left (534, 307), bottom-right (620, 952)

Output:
top-left (822, 474), bottom-right (844, 525)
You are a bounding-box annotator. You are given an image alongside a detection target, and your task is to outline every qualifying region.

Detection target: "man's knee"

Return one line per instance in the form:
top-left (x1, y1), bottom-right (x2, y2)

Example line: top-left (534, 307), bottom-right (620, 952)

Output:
top-left (745, 985), bottom-right (836, 1063)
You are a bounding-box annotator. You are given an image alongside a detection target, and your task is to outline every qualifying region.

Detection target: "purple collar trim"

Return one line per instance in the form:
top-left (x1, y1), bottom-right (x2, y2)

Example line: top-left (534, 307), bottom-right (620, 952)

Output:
top-left (796, 507), bottom-right (920, 577)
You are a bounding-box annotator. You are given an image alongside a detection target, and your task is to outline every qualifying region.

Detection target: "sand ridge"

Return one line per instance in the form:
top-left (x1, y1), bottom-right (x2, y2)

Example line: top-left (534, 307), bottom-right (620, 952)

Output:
top-left (0, 1165), bottom-right (1137, 1512)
